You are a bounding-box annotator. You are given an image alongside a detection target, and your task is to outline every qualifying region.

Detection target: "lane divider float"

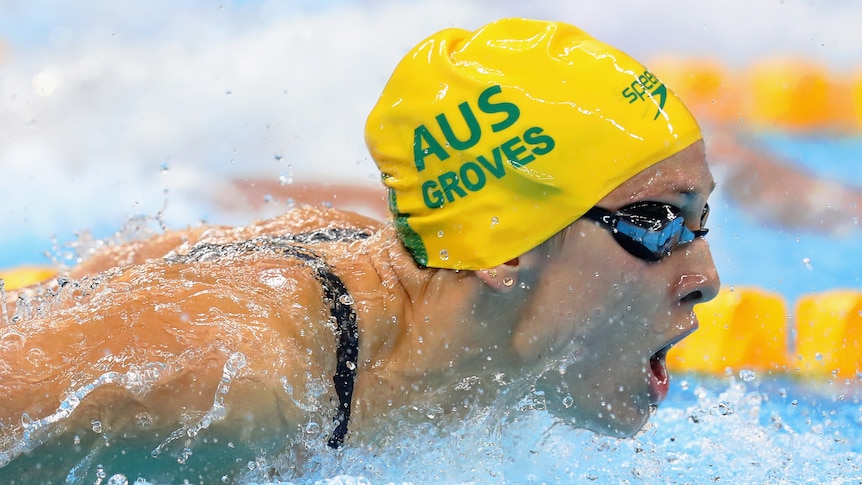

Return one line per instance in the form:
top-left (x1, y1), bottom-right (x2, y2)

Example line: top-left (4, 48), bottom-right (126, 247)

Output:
top-left (649, 57), bottom-right (862, 132)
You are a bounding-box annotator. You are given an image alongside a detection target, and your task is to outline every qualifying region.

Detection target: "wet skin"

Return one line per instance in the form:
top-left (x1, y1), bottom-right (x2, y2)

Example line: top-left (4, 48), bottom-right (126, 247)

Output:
top-left (517, 140), bottom-right (720, 435)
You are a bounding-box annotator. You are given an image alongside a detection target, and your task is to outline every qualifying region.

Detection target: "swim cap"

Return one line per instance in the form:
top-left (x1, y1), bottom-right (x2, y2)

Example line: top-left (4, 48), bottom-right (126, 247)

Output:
top-left (366, 18), bottom-right (702, 270)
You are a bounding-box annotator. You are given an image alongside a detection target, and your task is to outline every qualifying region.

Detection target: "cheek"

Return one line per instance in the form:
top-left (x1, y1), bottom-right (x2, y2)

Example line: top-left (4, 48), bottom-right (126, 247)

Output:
top-left (558, 263), bottom-right (672, 362)
top-left (512, 263), bottom-right (632, 361)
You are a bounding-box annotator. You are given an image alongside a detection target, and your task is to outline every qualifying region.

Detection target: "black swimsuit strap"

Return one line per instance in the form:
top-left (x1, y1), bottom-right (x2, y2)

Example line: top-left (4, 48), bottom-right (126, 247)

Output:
top-left (165, 227), bottom-right (368, 448)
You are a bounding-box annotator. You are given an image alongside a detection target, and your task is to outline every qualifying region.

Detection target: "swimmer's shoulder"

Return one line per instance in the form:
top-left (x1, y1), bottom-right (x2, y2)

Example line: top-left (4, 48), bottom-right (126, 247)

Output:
top-left (244, 206), bottom-right (384, 238)
top-left (68, 207), bottom-right (384, 278)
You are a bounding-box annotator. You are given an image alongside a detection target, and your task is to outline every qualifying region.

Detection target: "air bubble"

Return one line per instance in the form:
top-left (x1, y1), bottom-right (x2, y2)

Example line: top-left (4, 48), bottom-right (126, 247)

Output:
top-left (439, 249), bottom-right (449, 261)
top-left (490, 216), bottom-right (499, 227)
top-left (338, 294), bottom-right (355, 305)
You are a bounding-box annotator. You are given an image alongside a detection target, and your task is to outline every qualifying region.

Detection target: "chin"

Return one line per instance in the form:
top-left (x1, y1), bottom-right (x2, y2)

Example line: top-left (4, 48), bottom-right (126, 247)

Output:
top-left (579, 406), bottom-right (651, 437)
top-left (534, 369), bottom-right (653, 438)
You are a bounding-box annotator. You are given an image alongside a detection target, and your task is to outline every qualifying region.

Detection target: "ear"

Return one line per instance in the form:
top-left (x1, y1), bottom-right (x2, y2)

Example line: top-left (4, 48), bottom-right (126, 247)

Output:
top-left (476, 258), bottom-right (520, 292)
top-left (475, 246), bottom-right (550, 293)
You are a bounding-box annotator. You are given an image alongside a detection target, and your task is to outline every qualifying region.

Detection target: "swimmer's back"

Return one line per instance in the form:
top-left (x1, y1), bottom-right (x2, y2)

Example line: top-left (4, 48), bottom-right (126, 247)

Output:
top-left (0, 207), bottom-right (383, 439)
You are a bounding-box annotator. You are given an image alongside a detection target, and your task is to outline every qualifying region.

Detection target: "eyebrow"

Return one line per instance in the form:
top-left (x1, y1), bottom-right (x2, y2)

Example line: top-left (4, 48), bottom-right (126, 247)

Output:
top-left (675, 180), bottom-right (717, 200)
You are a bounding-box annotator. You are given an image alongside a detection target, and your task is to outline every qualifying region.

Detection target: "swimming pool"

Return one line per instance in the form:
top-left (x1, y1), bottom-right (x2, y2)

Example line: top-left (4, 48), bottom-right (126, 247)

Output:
top-left (2, 1), bottom-right (862, 483)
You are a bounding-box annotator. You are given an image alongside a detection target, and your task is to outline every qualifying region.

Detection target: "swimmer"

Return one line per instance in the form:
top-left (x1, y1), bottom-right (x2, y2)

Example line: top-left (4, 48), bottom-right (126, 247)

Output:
top-left (0, 18), bottom-right (719, 482)
top-left (707, 130), bottom-right (862, 235)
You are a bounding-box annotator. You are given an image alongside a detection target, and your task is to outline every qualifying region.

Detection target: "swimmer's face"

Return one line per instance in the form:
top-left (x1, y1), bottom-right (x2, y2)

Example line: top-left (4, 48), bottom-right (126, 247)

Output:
top-left (514, 140), bottom-right (719, 436)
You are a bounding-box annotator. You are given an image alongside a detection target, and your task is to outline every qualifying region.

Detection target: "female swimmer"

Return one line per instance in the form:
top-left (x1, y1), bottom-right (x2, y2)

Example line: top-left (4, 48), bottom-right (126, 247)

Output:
top-left (0, 18), bottom-right (719, 483)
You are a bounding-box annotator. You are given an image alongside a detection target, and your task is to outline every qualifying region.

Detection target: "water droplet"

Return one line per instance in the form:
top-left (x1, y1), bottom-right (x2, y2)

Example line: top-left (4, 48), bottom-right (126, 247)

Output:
top-left (802, 257), bottom-right (813, 270)
top-left (274, 152), bottom-right (284, 161)
top-left (91, 420), bottom-right (103, 433)
top-left (439, 249), bottom-right (449, 261)
top-left (502, 276), bottom-right (514, 287)
top-left (160, 162), bottom-right (169, 174)
top-left (437, 230), bottom-right (444, 238)
top-left (263, 194), bottom-right (273, 204)
top-left (135, 412), bottom-right (153, 428)
top-left (490, 216), bottom-right (499, 227)
top-left (73, 434), bottom-right (81, 445)
top-left (739, 369), bottom-right (756, 382)
top-left (346, 361), bottom-right (356, 370)
top-left (260, 270), bottom-right (288, 288)
top-left (305, 421), bottom-right (320, 434)
top-left (338, 294), bottom-right (354, 305)
top-left (107, 474), bottom-right (129, 485)
top-left (718, 401), bottom-right (734, 415)
top-left (279, 171), bottom-right (293, 185)
top-left (562, 395), bottom-right (574, 408)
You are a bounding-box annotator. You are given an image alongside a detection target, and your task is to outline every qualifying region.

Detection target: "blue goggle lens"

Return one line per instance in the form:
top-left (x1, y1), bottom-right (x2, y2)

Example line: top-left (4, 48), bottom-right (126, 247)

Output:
top-left (584, 202), bottom-right (709, 262)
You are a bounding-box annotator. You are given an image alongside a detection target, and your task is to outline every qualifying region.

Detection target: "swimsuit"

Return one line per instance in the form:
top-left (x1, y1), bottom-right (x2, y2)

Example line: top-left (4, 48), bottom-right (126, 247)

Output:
top-left (166, 227), bottom-right (370, 448)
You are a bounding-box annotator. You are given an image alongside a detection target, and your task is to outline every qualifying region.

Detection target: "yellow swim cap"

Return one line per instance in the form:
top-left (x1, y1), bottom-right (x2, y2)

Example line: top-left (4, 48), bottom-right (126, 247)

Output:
top-left (366, 18), bottom-right (702, 270)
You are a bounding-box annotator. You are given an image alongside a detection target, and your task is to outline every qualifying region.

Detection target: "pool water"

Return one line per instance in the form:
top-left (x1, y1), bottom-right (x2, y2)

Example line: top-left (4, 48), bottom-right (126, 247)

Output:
top-left (3, 372), bottom-right (857, 484)
top-left (294, 373), bottom-right (862, 484)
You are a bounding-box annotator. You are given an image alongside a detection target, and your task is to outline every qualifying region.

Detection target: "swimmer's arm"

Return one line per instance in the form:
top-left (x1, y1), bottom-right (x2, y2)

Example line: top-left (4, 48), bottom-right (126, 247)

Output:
top-left (706, 130), bottom-right (862, 233)
top-left (1, 257), bottom-right (332, 441)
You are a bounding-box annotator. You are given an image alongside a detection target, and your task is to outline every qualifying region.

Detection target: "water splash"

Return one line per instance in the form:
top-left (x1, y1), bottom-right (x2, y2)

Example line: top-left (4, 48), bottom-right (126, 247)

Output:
top-left (150, 352), bottom-right (247, 460)
top-left (0, 279), bottom-right (8, 326)
top-left (47, 211), bottom-right (170, 270)
top-left (1, 363), bottom-right (164, 467)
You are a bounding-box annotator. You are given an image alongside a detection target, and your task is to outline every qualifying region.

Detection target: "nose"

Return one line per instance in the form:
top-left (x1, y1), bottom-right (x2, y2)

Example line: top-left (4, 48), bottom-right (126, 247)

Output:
top-left (675, 239), bottom-right (720, 305)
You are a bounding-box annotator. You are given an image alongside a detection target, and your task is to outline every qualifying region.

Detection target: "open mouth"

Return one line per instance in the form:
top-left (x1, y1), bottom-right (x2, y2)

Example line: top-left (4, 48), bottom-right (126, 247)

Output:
top-left (647, 314), bottom-right (700, 405)
top-left (647, 346), bottom-right (671, 405)
top-left (649, 344), bottom-right (673, 406)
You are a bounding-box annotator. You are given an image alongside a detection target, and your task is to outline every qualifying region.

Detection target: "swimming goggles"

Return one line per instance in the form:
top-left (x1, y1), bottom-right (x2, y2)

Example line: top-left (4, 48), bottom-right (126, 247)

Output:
top-left (582, 201), bottom-right (709, 262)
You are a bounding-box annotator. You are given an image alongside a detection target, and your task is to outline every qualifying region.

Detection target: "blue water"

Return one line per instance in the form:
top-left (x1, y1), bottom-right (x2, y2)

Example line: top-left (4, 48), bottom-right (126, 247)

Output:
top-left (6, 373), bottom-right (852, 484)
top-left (706, 135), bottom-right (862, 303)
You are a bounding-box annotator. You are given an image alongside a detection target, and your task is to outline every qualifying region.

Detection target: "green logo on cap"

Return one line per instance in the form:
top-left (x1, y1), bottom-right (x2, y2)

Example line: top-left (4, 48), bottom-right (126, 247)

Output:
top-left (620, 70), bottom-right (667, 120)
